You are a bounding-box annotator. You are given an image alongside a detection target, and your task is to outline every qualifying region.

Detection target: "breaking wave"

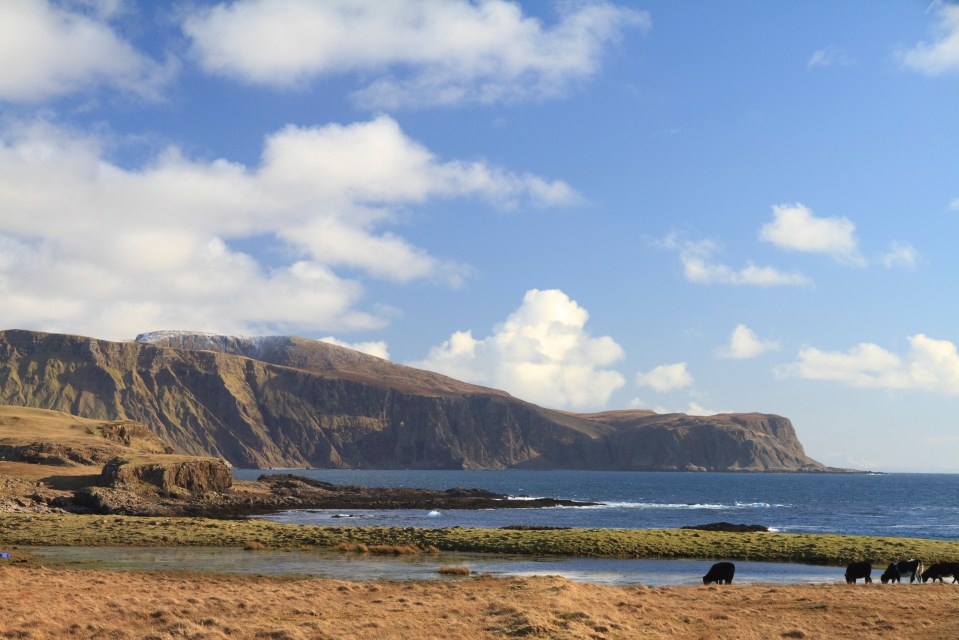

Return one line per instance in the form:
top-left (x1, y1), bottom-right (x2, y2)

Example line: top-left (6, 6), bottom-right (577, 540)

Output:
top-left (552, 501), bottom-right (787, 510)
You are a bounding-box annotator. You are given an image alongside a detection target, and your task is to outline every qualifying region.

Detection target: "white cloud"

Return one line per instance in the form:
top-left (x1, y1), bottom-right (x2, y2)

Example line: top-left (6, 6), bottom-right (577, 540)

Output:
top-left (949, 197), bottom-right (959, 211)
top-left (807, 46), bottom-right (853, 70)
top-left (716, 324), bottom-right (780, 359)
top-left (319, 336), bottom-right (390, 360)
top-left (776, 334), bottom-right (959, 395)
top-left (0, 117), bottom-right (574, 340)
top-left (182, 0), bottom-right (649, 108)
top-left (411, 289), bottom-right (626, 410)
top-left (648, 401), bottom-right (726, 416)
top-left (0, 0), bottom-right (171, 102)
top-left (759, 203), bottom-right (865, 266)
top-left (879, 242), bottom-right (918, 269)
top-left (664, 236), bottom-right (813, 288)
top-left (636, 362), bottom-right (693, 392)
top-left (899, 2), bottom-right (959, 75)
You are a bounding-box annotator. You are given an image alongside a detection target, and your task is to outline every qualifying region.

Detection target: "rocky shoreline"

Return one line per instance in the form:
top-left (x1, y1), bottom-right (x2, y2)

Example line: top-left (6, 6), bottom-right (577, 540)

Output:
top-left (26, 473), bottom-right (599, 518)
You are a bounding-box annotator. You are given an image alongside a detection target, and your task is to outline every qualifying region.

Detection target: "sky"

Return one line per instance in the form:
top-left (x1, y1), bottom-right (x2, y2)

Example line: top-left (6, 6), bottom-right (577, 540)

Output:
top-left (1, 1), bottom-right (958, 472)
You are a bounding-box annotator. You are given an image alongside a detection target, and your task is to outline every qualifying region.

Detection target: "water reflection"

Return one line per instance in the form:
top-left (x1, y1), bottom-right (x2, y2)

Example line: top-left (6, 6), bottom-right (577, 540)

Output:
top-left (25, 546), bottom-right (846, 586)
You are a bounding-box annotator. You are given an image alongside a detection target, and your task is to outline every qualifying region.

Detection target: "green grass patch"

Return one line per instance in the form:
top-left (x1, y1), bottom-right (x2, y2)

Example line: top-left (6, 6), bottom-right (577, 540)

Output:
top-left (2, 513), bottom-right (959, 567)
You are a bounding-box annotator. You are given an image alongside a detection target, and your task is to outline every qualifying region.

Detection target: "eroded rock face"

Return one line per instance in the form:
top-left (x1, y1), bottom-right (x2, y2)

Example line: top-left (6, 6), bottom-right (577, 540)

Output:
top-left (0, 442), bottom-right (108, 466)
top-left (0, 330), bottom-right (829, 472)
top-left (101, 457), bottom-right (233, 495)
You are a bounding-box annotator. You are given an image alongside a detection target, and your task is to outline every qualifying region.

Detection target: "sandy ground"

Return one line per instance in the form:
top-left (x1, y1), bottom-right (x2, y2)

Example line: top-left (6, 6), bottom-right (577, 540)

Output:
top-left (1, 565), bottom-right (957, 639)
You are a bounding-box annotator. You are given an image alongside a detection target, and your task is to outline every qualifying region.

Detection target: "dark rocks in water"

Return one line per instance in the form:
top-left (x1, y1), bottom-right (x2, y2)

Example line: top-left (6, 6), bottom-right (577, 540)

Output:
top-left (682, 522), bottom-right (769, 533)
top-left (254, 473), bottom-right (598, 511)
top-left (499, 525), bottom-right (572, 531)
top-left (68, 473), bottom-right (598, 517)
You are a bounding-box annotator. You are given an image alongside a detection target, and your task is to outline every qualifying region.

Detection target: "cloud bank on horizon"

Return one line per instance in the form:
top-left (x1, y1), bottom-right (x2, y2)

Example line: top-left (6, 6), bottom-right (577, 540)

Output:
top-left (0, 0), bottom-right (958, 469)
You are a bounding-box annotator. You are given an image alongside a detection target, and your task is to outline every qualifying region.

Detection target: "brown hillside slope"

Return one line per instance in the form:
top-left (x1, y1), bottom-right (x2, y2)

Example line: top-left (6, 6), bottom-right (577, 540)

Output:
top-left (0, 329), bottom-right (826, 471)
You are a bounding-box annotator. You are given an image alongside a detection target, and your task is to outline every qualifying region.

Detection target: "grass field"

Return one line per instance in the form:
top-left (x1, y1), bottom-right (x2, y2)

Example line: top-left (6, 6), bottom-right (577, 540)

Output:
top-left (1, 565), bottom-right (957, 639)
top-left (3, 512), bottom-right (959, 567)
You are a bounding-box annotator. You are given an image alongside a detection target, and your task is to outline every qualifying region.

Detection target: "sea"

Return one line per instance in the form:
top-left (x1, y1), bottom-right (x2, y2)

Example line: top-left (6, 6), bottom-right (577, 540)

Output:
top-left (233, 469), bottom-right (959, 541)
top-left (27, 470), bottom-right (958, 585)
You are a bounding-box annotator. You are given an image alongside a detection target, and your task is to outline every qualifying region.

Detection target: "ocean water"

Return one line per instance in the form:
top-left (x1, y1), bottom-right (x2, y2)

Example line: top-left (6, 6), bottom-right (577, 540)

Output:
top-left (233, 469), bottom-right (959, 540)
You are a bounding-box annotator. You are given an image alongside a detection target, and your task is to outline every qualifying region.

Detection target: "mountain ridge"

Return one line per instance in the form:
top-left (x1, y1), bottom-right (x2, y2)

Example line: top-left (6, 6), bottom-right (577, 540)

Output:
top-left (0, 329), bottom-right (831, 472)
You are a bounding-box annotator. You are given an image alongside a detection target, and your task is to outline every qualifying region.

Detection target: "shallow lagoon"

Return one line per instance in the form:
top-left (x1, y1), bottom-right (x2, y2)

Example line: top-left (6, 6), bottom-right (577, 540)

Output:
top-left (26, 546), bottom-right (847, 586)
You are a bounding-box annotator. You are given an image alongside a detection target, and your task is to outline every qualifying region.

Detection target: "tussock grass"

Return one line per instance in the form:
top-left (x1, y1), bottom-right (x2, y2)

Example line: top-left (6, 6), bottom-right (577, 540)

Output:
top-left (3, 512), bottom-right (959, 567)
top-left (438, 565), bottom-right (471, 575)
top-left (368, 544), bottom-right (420, 555)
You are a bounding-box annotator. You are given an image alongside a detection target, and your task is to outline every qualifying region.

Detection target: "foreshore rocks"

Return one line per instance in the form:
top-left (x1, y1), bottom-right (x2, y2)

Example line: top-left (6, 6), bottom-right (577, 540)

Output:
top-left (681, 522), bottom-right (770, 533)
top-left (256, 473), bottom-right (598, 511)
top-left (68, 473), bottom-right (597, 517)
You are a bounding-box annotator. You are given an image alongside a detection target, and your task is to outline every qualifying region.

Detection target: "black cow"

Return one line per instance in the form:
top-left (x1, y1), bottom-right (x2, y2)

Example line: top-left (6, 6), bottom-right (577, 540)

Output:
top-left (703, 561), bottom-right (735, 585)
top-left (844, 561), bottom-right (872, 584)
top-left (921, 562), bottom-right (959, 583)
top-left (880, 559), bottom-right (924, 584)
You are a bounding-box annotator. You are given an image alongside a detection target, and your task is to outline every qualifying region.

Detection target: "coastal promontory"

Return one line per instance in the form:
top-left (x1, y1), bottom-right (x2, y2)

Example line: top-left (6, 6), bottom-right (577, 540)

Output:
top-left (0, 329), bottom-right (828, 472)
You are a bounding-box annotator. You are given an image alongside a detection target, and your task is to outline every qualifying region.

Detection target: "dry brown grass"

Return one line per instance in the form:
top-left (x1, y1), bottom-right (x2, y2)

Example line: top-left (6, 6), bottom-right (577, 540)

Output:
top-left (367, 544), bottom-right (420, 555)
top-left (1, 564), bottom-right (957, 639)
top-left (438, 565), bottom-right (471, 575)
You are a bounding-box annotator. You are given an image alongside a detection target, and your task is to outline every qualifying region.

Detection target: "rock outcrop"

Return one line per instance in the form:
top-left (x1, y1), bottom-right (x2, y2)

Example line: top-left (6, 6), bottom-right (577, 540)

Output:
top-left (101, 456), bottom-right (233, 495)
top-left (0, 329), bottom-right (829, 472)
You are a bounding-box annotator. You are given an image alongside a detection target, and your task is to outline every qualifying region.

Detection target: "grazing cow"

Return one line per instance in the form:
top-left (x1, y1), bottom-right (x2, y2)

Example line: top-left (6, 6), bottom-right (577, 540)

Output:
top-left (703, 561), bottom-right (735, 585)
top-left (844, 561), bottom-right (872, 584)
top-left (881, 559), bottom-right (924, 584)
top-left (921, 562), bottom-right (959, 583)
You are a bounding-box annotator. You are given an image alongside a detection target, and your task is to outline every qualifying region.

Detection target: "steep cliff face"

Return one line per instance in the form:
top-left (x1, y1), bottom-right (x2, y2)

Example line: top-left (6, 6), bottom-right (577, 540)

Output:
top-left (574, 411), bottom-right (821, 471)
top-left (0, 330), bottom-right (827, 471)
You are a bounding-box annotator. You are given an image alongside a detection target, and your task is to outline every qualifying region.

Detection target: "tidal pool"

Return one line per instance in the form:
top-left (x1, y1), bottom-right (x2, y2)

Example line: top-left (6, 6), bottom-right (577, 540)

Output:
top-left (23, 546), bottom-right (848, 586)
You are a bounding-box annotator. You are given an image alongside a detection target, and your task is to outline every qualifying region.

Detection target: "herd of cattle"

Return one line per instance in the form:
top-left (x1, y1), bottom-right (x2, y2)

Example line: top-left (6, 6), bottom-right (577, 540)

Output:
top-left (844, 559), bottom-right (959, 584)
top-left (701, 559), bottom-right (959, 585)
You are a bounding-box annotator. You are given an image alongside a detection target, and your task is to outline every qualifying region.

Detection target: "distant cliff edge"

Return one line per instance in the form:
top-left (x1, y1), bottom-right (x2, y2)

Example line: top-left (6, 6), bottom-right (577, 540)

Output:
top-left (0, 329), bottom-right (835, 471)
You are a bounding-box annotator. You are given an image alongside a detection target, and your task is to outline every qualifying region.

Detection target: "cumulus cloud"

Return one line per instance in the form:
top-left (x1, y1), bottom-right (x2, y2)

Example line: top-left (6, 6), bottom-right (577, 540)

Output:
top-left (899, 2), bottom-right (959, 75)
top-left (716, 324), bottom-right (780, 359)
top-left (636, 362), bottom-right (693, 392)
top-left (0, 0), bottom-right (171, 102)
top-left (662, 236), bottom-right (813, 287)
top-left (776, 334), bottom-right (959, 395)
top-left (0, 116), bottom-right (575, 339)
top-left (182, 0), bottom-right (649, 108)
top-left (807, 46), bottom-right (853, 70)
top-left (319, 336), bottom-right (390, 360)
top-left (759, 203), bottom-right (865, 266)
top-left (411, 289), bottom-right (626, 409)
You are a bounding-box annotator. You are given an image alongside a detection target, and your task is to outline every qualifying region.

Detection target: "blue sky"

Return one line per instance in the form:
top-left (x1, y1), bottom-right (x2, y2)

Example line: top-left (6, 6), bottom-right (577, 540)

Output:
top-left (2, 1), bottom-right (959, 472)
